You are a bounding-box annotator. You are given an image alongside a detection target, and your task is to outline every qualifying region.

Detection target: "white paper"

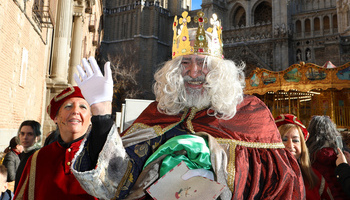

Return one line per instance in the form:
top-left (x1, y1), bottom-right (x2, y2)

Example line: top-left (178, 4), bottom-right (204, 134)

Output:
top-left (146, 161), bottom-right (225, 200)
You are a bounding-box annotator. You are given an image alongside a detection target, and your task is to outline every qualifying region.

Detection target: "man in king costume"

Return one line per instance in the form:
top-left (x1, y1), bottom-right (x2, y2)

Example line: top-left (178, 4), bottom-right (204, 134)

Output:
top-left (71, 11), bottom-right (305, 199)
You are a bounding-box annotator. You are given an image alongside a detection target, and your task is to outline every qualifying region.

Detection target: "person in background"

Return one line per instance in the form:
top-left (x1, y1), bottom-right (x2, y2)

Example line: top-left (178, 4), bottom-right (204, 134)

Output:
top-left (43, 129), bottom-right (59, 147)
top-left (307, 115), bottom-right (349, 199)
top-left (275, 114), bottom-right (333, 200)
top-left (71, 11), bottom-right (305, 199)
top-left (13, 86), bottom-right (99, 200)
top-left (340, 130), bottom-right (350, 149)
top-left (2, 137), bottom-right (23, 192)
top-left (14, 120), bottom-right (41, 192)
top-left (0, 165), bottom-right (13, 200)
top-left (335, 147), bottom-right (350, 198)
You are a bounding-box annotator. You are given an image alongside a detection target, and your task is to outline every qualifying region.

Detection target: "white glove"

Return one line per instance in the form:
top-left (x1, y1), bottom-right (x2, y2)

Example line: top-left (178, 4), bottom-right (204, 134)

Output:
top-left (74, 57), bottom-right (113, 105)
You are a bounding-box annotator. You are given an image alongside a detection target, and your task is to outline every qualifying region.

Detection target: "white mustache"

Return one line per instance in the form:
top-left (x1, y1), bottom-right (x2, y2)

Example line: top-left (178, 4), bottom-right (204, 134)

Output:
top-left (183, 75), bottom-right (206, 83)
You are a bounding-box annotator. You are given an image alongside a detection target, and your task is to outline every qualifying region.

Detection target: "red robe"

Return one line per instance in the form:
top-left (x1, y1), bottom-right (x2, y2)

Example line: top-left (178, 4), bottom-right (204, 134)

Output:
top-left (312, 147), bottom-right (348, 199)
top-left (14, 139), bottom-right (97, 200)
top-left (123, 95), bottom-right (305, 199)
top-left (305, 168), bottom-right (333, 200)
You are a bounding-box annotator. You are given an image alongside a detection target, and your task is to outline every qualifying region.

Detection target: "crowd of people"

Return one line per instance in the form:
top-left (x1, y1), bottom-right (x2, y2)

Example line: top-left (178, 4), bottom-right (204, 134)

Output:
top-left (0, 10), bottom-right (349, 200)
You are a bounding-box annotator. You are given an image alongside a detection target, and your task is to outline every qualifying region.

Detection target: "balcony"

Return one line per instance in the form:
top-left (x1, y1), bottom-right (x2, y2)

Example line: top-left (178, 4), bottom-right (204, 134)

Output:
top-left (32, 0), bottom-right (53, 29)
top-left (223, 23), bottom-right (273, 44)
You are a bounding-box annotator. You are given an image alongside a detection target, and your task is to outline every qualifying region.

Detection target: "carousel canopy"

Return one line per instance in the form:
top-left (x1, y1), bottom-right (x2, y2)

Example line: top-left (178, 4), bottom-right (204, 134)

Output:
top-left (245, 61), bottom-right (350, 95)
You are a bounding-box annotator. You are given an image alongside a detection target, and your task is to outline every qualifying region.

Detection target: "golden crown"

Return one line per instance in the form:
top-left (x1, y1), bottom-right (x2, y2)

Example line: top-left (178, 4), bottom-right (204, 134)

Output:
top-left (172, 11), bottom-right (223, 59)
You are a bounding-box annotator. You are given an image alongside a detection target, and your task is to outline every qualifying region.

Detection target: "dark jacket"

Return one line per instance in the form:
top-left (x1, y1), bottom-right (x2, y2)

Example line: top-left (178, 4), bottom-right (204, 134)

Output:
top-left (335, 163), bottom-right (350, 198)
top-left (14, 147), bottom-right (40, 192)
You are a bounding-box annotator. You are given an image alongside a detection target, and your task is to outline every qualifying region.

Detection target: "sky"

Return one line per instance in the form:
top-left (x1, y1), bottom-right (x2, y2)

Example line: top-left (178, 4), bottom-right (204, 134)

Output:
top-left (192, 0), bottom-right (202, 10)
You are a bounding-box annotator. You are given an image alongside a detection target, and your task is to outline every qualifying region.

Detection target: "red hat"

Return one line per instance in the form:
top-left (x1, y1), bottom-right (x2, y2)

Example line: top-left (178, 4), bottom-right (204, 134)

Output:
top-left (275, 114), bottom-right (309, 141)
top-left (47, 86), bottom-right (85, 120)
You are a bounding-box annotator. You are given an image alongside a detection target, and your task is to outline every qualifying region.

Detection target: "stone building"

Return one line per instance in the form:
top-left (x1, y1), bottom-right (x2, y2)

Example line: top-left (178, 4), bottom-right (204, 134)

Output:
top-left (101, 0), bottom-right (350, 98)
top-left (99, 0), bottom-right (192, 99)
top-left (0, 0), bottom-right (103, 149)
top-left (220, 0), bottom-right (350, 75)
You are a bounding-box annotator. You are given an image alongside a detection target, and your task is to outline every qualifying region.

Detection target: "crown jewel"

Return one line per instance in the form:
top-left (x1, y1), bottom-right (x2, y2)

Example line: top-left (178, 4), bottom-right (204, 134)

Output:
top-left (172, 11), bottom-right (223, 59)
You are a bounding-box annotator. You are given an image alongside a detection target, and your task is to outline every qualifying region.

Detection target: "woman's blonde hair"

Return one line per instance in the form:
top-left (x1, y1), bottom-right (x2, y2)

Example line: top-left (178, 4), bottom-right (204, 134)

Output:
top-left (278, 124), bottom-right (318, 189)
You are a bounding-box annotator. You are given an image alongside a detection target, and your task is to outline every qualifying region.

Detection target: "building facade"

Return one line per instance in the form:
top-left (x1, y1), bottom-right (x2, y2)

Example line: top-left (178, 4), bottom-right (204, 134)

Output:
top-left (99, 0), bottom-right (191, 99)
top-left (1, 0), bottom-right (350, 148)
top-left (0, 0), bottom-right (103, 150)
top-left (100, 0), bottom-right (350, 98)
top-left (219, 0), bottom-right (350, 75)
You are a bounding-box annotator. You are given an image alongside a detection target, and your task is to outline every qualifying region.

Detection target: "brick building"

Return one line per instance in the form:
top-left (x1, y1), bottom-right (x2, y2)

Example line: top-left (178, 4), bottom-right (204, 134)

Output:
top-left (0, 0), bottom-right (103, 150)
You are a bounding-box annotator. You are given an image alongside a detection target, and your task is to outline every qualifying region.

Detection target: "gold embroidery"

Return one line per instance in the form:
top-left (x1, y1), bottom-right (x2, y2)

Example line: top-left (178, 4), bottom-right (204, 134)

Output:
top-left (216, 138), bottom-right (285, 192)
top-left (28, 150), bottom-right (40, 200)
top-left (134, 143), bottom-right (149, 157)
top-left (186, 107), bottom-right (198, 133)
top-left (14, 175), bottom-right (29, 200)
top-left (114, 161), bottom-right (133, 199)
top-left (123, 108), bottom-right (189, 136)
top-left (54, 85), bottom-right (75, 102)
top-left (185, 106), bottom-right (208, 133)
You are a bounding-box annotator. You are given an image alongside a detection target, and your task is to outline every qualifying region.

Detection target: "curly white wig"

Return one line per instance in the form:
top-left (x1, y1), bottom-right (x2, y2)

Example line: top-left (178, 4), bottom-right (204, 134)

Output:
top-left (153, 55), bottom-right (245, 120)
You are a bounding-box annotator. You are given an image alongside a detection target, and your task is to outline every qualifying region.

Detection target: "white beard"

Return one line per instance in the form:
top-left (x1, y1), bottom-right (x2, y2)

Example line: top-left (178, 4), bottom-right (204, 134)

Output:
top-left (184, 87), bottom-right (211, 108)
top-left (182, 75), bottom-right (211, 108)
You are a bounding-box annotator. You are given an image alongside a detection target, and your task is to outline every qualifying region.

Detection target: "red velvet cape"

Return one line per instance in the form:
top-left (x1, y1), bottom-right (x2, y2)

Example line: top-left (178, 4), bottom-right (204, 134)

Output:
top-left (124, 95), bottom-right (305, 199)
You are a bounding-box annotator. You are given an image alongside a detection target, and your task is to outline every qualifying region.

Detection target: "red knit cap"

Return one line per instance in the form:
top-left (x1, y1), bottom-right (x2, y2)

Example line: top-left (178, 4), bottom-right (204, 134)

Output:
top-left (47, 86), bottom-right (85, 120)
top-left (275, 114), bottom-right (309, 141)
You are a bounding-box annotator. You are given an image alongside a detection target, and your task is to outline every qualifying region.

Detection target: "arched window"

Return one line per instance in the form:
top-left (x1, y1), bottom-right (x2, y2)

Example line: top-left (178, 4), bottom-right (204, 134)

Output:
top-left (296, 20), bottom-right (302, 33)
top-left (305, 19), bottom-right (311, 33)
top-left (254, 1), bottom-right (272, 24)
top-left (333, 15), bottom-right (338, 28)
top-left (314, 17), bottom-right (320, 31)
top-left (324, 16), bottom-right (330, 29)
top-left (232, 6), bottom-right (246, 27)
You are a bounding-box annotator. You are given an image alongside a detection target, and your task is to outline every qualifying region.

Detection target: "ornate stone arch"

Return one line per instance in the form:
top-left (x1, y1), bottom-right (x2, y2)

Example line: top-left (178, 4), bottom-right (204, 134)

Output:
top-left (252, 0), bottom-right (272, 25)
top-left (231, 4), bottom-right (246, 27)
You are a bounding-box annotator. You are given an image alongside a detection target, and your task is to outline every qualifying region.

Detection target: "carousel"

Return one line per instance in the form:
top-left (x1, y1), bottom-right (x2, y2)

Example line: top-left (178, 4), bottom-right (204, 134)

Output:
top-left (245, 61), bottom-right (350, 129)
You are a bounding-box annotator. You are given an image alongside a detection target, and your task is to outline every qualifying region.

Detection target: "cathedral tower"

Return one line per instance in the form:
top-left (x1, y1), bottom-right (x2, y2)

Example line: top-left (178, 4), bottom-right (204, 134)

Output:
top-left (100, 0), bottom-right (191, 99)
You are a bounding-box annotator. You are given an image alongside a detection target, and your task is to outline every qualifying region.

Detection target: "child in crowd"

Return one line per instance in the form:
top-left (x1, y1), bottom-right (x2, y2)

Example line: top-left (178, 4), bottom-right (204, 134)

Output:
top-left (0, 165), bottom-right (13, 200)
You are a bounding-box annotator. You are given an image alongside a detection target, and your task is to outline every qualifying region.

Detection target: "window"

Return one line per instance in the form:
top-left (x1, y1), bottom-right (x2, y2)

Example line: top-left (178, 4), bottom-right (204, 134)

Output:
top-left (232, 6), bottom-right (246, 27)
top-left (254, 2), bottom-right (272, 24)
